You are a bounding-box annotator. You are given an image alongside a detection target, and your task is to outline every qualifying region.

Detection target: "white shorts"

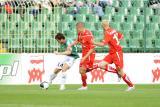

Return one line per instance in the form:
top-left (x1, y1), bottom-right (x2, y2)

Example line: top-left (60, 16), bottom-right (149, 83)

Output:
top-left (56, 56), bottom-right (75, 69)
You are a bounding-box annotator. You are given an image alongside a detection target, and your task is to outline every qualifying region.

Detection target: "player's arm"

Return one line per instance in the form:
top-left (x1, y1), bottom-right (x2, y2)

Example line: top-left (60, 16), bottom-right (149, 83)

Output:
top-left (67, 39), bottom-right (79, 49)
top-left (55, 48), bottom-right (72, 56)
top-left (81, 48), bottom-right (95, 63)
top-left (94, 41), bottom-right (106, 47)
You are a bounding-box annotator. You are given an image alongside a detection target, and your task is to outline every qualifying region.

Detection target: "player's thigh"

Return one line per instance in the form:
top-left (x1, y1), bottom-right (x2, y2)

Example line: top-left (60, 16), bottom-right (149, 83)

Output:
top-left (79, 66), bottom-right (87, 74)
top-left (100, 54), bottom-right (112, 69)
top-left (62, 56), bottom-right (75, 72)
top-left (54, 68), bottom-right (62, 74)
top-left (113, 52), bottom-right (124, 70)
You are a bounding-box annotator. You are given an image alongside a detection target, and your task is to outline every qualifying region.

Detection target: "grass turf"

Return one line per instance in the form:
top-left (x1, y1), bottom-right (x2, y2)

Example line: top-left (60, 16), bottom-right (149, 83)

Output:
top-left (0, 85), bottom-right (160, 107)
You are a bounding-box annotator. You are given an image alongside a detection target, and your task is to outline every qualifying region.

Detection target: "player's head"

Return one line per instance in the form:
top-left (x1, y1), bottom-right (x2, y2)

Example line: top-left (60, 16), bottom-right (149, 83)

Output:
top-left (76, 22), bottom-right (85, 33)
top-left (55, 33), bottom-right (66, 44)
top-left (101, 20), bottom-right (110, 30)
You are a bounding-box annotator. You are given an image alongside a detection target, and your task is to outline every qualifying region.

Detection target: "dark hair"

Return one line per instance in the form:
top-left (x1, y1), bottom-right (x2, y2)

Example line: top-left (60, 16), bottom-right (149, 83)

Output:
top-left (55, 33), bottom-right (65, 40)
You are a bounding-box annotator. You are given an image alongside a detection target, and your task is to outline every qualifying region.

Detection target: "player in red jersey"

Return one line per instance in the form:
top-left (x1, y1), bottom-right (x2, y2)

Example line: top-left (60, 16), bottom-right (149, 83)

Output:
top-left (93, 20), bottom-right (135, 91)
top-left (68, 22), bottom-right (96, 90)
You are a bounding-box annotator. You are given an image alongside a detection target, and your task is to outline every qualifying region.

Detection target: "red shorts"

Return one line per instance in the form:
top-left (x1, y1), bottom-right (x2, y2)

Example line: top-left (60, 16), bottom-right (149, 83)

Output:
top-left (103, 51), bottom-right (123, 69)
top-left (80, 53), bottom-right (95, 69)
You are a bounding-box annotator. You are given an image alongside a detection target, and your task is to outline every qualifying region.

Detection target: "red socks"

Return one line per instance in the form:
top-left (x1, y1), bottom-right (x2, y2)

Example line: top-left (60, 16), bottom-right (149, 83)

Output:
top-left (81, 74), bottom-right (87, 87)
top-left (122, 74), bottom-right (134, 87)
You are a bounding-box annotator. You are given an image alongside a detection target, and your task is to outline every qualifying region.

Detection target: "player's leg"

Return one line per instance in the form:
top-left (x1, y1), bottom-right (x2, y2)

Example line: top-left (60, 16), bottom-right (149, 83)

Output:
top-left (59, 56), bottom-right (75, 90)
top-left (60, 63), bottom-right (70, 90)
top-left (114, 52), bottom-right (134, 91)
top-left (49, 68), bottom-right (61, 84)
top-left (78, 66), bottom-right (88, 90)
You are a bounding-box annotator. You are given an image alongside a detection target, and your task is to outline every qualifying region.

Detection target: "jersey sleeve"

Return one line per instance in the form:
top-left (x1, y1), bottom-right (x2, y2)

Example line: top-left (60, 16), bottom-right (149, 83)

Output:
top-left (117, 32), bottom-right (123, 40)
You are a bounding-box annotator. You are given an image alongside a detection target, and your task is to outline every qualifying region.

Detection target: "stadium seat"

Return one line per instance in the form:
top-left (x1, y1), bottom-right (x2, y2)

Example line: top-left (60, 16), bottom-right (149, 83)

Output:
top-left (128, 7), bottom-right (140, 15)
top-left (36, 39), bottom-right (49, 51)
top-left (92, 30), bottom-right (103, 39)
top-left (22, 39), bottom-right (35, 51)
top-left (79, 7), bottom-right (90, 14)
top-left (112, 0), bottom-right (119, 7)
top-left (156, 31), bottom-right (160, 39)
top-left (116, 7), bottom-right (128, 15)
top-left (133, 23), bottom-right (144, 31)
top-left (68, 22), bottom-right (76, 31)
top-left (41, 9), bottom-right (52, 14)
top-left (130, 30), bottom-right (143, 39)
top-left (120, 39), bottom-right (128, 48)
top-left (9, 14), bottom-right (21, 23)
top-left (146, 39), bottom-right (154, 48)
top-left (124, 15), bottom-right (137, 23)
top-left (121, 22), bottom-right (133, 31)
top-left (0, 14), bottom-right (7, 23)
top-left (4, 20), bottom-right (15, 31)
top-left (145, 8), bottom-right (153, 16)
top-left (105, 7), bottom-right (115, 15)
top-left (16, 21), bottom-right (29, 31)
top-left (146, 23), bottom-right (159, 31)
top-left (155, 39), bottom-right (160, 48)
top-left (145, 30), bottom-right (156, 40)
top-left (49, 14), bottom-right (61, 22)
top-left (8, 39), bottom-right (21, 50)
top-left (85, 22), bottom-right (95, 31)
top-left (58, 22), bottom-right (69, 32)
top-left (36, 14), bottom-right (47, 23)
top-left (23, 14), bottom-right (34, 23)
top-left (131, 0), bottom-right (144, 7)
top-left (62, 14), bottom-right (73, 22)
top-left (75, 14), bottom-right (86, 22)
top-left (66, 7), bottom-right (76, 14)
top-left (43, 21), bottom-right (55, 31)
top-left (110, 22), bottom-right (121, 31)
top-left (95, 22), bottom-right (103, 30)
top-left (87, 14), bottom-right (99, 22)
top-left (30, 21), bottom-right (43, 31)
top-left (112, 15), bottom-right (124, 23)
top-left (129, 39), bottom-right (141, 49)
top-left (49, 39), bottom-right (59, 49)
top-left (121, 30), bottom-right (130, 40)
top-left (39, 31), bottom-right (51, 39)
top-left (64, 30), bottom-right (77, 38)
top-left (120, 0), bottom-right (131, 8)
top-left (101, 15), bottom-right (111, 21)
top-left (137, 15), bottom-right (150, 23)
top-left (150, 15), bottom-right (160, 23)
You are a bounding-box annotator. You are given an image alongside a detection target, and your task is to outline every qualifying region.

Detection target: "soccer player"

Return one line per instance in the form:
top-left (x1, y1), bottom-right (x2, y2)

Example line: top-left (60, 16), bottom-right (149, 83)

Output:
top-left (93, 20), bottom-right (135, 91)
top-left (68, 22), bottom-right (96, 90)
top-left (49, 33), bottom-right (79, 90)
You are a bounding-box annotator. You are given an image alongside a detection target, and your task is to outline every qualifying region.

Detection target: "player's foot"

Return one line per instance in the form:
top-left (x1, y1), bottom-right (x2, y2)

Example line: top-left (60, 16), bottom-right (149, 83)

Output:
top-left (125, 86), bottom-right (135, 92)
top-left (78, 86), bottom-right (88, 90)
top-left (59, 85), bottom-right (66, 91)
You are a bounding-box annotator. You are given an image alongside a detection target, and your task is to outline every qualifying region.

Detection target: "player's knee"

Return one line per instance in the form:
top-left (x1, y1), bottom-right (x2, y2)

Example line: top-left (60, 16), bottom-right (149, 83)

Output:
top-left (79, 67), bottom-right (86, 74)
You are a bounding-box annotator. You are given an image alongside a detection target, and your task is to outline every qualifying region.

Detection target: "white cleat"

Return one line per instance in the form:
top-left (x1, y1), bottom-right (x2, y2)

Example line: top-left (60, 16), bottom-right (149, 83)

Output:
top-left (125, 86), bottom-right (135, 92)
top-left (59, 85), bottom-right (66, 91)
top-left (78, 86), bottom-right (88, 90)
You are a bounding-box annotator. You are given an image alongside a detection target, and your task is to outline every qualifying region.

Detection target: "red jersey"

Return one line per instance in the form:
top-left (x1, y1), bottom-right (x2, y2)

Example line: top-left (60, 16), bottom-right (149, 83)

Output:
top-left (102, 28), bottom-right (123, 54)
top-left (77, 29), bottom-right (95, 55)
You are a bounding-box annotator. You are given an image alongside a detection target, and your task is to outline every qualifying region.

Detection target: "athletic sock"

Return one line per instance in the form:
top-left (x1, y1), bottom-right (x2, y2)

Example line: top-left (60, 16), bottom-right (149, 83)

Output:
top-left (81, 73), bottom-right (87, 87)
top-left (49, 72), bottom-right (57, 84)
top-left (122, 73), bottom-right (134, 87)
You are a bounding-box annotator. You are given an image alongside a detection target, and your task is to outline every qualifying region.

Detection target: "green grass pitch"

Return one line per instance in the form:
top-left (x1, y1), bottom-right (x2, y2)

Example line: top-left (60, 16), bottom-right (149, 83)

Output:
top-left (0, 85), bottom-right (160, 107)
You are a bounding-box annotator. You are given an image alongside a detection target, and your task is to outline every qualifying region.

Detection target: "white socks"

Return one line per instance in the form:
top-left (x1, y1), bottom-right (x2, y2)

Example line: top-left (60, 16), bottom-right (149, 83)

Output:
top-left (49, 72), bottom-right (57, 84)
top-left (61, 72), bottom-right (67, 86)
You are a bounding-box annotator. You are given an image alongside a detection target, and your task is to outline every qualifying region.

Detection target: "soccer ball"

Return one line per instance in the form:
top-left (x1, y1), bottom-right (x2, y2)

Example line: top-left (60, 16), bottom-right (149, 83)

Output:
top-left (40, 81), bottom-right (49, 89)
